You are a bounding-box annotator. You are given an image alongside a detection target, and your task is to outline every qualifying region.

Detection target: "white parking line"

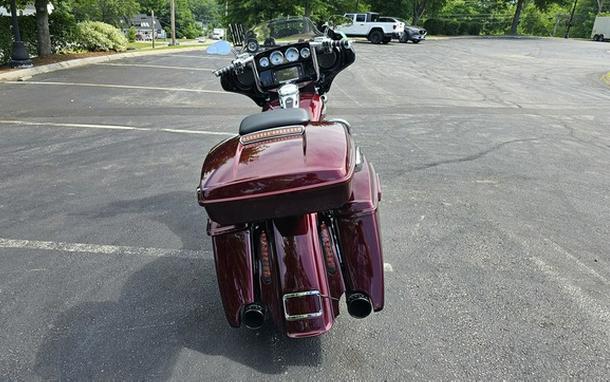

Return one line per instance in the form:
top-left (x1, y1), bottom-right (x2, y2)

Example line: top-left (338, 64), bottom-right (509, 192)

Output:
top-left (170, 54), bottom-right (228, 59)
top-left (0, 120), bottom-right (149, 131)
top-left (5, 81), bottom-right (228, 94)
top-left (0, 120), bottom-right (234, 136)
top-left (0, 238), bottom-right (207, 259)
top-left (161, 128), bottom-right (235, 136)
top-left (95, 63), bottom-right (215, 71)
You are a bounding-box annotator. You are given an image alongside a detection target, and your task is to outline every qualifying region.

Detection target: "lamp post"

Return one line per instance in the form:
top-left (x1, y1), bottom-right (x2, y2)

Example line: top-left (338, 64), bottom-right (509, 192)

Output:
top-left (8, 0), bottom-right (33, 68)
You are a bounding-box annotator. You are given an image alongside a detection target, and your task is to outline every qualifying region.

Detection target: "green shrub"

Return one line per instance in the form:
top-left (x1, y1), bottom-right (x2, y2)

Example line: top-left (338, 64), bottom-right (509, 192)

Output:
top-left (445, 20), bottom-right (460, 35)
top-left (0, 15), bottom-right (37, 65)
top-left (423, 18), bottom-right (445, 35)
top-left (462, 22), bottom-right (481, 36)
top-left (1, 11), bottom-right (78, 64)
top-left (75, 21), bottom-right (127, 52)
top-left (127, 26), bottom-right (137, 43)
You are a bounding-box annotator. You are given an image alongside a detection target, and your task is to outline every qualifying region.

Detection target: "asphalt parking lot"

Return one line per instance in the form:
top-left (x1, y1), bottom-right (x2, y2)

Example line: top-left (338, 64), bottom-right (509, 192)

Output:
top-left (1, 37), bottom-right (609, 380)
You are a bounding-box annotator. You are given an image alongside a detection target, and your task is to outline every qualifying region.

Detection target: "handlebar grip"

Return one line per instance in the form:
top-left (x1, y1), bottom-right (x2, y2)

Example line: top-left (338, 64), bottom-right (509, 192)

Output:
top-left (214, 64), bottom-right (234, 77)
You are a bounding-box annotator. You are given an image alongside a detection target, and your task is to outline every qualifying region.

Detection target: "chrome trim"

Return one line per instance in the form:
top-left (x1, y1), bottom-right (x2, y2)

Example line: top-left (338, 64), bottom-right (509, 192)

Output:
top-left (283, 290), bottom-right (323, 321)
top-left (278, 83), bottom-right (300, 109)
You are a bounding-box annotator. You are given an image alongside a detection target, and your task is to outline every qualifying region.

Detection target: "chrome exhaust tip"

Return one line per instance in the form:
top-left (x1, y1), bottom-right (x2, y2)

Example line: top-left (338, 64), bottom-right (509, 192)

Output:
top-left (346, 293), bottom-right (373, 319)
top-left (243, 303), bottom-right (265, 329)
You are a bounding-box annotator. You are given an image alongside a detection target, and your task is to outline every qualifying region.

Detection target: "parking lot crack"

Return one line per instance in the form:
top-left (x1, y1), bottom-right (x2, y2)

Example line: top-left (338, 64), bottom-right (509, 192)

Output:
top-left (409, 137), bottom-right (543, 171)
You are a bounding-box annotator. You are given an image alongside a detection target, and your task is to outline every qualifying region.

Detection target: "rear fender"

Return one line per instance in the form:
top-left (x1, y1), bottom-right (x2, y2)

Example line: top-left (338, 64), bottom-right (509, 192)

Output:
top-left (261, 214), bottom-right (335, 338)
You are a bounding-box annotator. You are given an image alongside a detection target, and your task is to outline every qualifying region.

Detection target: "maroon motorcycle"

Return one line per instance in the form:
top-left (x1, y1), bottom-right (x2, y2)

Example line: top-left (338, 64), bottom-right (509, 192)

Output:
top-left (198, 17), bottom-right (384, 338)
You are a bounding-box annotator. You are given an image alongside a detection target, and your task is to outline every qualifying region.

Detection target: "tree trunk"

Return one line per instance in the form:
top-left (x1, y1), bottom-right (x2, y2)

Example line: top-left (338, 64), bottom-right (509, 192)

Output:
top-left (596, 0), bottom-right (604, 14)
top-left (35, 0), bottom-right (51, 56)
top-left (510, 0), bottom-right (525, 35)
top-left (412, 1), bottom-right (426, 25)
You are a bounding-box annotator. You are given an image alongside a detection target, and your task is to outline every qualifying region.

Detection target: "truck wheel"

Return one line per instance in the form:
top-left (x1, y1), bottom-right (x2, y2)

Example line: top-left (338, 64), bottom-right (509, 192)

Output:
top-left (369, 29), bottom-right (383, 44)
top-left (601, 34), bottom-right (605, 41)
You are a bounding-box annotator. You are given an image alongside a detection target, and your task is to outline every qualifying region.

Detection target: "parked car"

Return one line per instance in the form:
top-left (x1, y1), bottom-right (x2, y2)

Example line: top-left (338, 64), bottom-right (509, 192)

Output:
top-left (334, 12), bottom-right (404, 44)
top-left (379, 17), bottom-right (427, 43)
top-left (591, 16), bottom-right (610, 41)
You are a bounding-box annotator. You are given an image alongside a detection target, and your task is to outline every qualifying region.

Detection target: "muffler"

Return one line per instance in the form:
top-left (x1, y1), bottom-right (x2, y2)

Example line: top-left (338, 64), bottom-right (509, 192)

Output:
top-left (346, 293), bottom-right (373, 319)
top-left (243, 303), bottom-right (265, 329)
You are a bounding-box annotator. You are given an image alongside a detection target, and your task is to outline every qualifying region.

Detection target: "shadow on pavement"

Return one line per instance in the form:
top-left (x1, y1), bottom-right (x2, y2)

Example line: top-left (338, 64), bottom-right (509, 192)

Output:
top-left (33, 257), bottom-right (322, 379)
top-left (73, 191), bottom-right (206, 251)
top-left (35, 193), bottom-right (322, 379)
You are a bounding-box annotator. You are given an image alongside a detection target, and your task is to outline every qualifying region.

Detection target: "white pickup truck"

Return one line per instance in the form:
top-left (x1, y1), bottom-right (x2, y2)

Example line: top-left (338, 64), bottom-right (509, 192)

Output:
top-left (335, 12), bottom-right (404, 44)
top-left (591, 16), bottom-right (610, 41)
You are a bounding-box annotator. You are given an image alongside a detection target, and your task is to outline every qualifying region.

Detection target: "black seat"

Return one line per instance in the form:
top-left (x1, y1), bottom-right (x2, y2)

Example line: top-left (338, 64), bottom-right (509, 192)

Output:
top-left (239, 108), bottom-right (310, 135)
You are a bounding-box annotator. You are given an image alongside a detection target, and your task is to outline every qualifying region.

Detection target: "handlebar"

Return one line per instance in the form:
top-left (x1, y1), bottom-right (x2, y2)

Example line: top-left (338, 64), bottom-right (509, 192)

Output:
top-left (213, 38), bottom-right (351, 78)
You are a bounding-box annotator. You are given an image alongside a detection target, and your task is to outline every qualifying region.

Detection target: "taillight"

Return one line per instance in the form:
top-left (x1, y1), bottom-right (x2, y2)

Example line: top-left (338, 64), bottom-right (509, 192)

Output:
top-left (320, 223), bottom-right (336, 274)
top-left (259, 231), bottom-right (272, 284)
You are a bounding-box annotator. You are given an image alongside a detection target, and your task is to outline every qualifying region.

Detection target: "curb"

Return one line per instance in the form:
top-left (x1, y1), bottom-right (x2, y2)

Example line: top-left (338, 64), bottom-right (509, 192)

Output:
top-left (0, 46), bottom-right (205, 82)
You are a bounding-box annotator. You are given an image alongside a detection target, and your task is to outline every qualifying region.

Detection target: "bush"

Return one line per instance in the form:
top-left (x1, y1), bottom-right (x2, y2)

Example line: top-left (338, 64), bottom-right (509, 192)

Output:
top-left (0, 15), bottom-right (38, 65)
top-left (423, 18), bottom-right (445, 35)
top-left (75, 21), bottom-right (127, 52)
top-left (462, 22), bottom-right (481, 36)
top-left (1, 11), bottom-right (78, 64)
top-left (127, 26), bottom-right (137, 43)
top-left (445, 20), bottom-right (460, 36)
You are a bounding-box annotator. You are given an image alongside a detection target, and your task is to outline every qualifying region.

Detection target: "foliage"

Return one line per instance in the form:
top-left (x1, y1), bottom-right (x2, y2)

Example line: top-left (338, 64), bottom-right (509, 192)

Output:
top-left (570, 0), bottom-right (602, 38)
top-left (127, 26), bottom-right (137, 42)
top-left (71, 0), bottom-right (140, 26)
top-left (1, 8), bottom-right (77, 63)
top-left (74, 20), bottom-right (127, 51)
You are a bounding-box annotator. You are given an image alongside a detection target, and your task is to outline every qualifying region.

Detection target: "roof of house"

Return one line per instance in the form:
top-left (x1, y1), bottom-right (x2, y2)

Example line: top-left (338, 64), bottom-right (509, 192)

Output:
top-left (129, 14), bottom-right (164, 30)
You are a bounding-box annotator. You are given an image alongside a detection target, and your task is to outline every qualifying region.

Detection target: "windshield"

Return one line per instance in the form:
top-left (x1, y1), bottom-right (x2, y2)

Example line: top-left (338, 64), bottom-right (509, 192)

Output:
top-left (249, 17), bottom-right (323, 47)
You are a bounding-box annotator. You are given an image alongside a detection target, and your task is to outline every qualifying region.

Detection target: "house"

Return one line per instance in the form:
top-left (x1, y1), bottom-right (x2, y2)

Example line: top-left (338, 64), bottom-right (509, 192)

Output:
top-left (125, 14), bottom-right (167, 40)
top-left (0, 3), bottom-right (54, 16)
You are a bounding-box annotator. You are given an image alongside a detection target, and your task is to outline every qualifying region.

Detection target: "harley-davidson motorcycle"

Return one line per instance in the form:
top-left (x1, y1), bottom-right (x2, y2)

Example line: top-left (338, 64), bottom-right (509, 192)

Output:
top-left (198, 17), bottom-right (384, 338)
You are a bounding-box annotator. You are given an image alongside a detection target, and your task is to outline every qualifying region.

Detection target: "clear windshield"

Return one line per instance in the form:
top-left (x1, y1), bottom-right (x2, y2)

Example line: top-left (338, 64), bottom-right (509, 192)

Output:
top-left (248, 17), bottom-right (323, 47)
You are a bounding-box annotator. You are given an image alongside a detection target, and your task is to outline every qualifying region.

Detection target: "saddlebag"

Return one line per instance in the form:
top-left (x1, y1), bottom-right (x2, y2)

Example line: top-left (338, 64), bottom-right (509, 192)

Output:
top-left (336, 157), bottom-right (385, 312)
top-left (198, 122), bottom-right (355, 225)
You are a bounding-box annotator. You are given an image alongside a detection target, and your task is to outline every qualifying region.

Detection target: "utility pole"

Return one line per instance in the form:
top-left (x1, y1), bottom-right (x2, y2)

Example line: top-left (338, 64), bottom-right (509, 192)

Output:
top-left (170, 0), bottom-right (177, 46)
top-left (151, 10), bottom-right (155, 49)
top-left (8, 0), bottom-right (32, 68)
top-left (565, 0), bottom-right (578, 38)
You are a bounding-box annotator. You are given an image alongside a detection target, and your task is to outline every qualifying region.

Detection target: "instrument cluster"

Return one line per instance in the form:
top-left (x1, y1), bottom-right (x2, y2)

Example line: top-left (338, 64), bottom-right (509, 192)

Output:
top-left (256, 44), bottom-right (312, 70)
top-left (254, 43), bottom-right (318, 91)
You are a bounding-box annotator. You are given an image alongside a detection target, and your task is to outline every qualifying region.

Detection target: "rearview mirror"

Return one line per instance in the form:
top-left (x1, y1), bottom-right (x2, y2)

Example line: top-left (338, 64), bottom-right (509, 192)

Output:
top-left (206, 40), bottom-right (232, 55)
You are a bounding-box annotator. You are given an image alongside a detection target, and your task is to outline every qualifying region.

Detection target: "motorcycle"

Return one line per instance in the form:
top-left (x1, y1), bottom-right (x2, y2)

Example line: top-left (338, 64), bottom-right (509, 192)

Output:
top-left (198, 17), bottom-right (384, 338)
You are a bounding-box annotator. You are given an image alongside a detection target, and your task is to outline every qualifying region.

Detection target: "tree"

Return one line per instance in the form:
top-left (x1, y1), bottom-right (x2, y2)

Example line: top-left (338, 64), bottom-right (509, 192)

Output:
top-left (71, 0), bottom-right (140, 26)
top-left (34, 0), bottom-right (51, 56)
top-left (510, 0), bottom-right (570, 35)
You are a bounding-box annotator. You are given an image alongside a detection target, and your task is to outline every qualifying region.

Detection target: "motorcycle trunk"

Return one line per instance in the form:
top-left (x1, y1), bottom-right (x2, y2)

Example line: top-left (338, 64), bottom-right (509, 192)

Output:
top-left (198, 121), bottom-right (384, 338)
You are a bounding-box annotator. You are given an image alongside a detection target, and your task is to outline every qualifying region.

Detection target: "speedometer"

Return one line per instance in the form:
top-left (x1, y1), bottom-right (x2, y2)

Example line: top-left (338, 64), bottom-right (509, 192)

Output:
top-left (270, 51), bottom-right (284, 66)
top-left (285, 47), bottom-right (299, 62)
top-left (259, 57), bottom-right (270, 68)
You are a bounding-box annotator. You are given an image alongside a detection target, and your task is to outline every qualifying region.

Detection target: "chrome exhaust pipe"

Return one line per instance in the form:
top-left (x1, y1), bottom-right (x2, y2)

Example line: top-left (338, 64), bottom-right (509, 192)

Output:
top-left (243, 303), bottom-right (265, 329)
top-left (346, 293), bottom-right (373, 319)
